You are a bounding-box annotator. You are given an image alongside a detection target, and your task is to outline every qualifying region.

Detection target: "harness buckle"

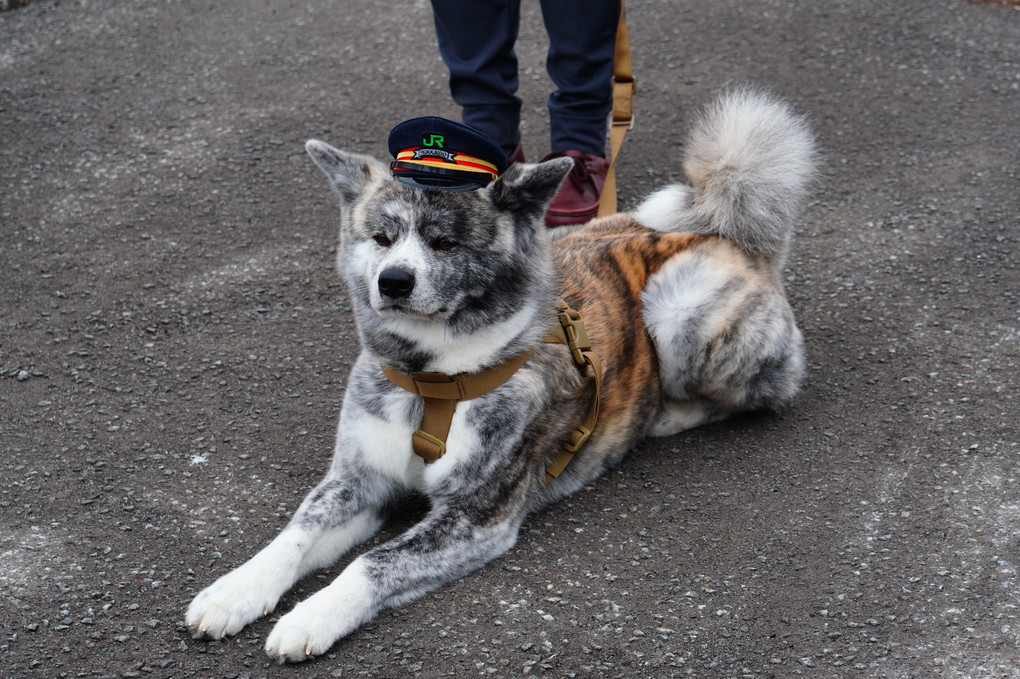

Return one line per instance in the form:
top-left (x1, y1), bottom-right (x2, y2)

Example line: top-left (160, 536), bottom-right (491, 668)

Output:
top-left (412, 429), bottom-right (446, 463)
top-left (558, 308), bottom-right (592, 367)
top-left (563, 424), bottom-right (592, 453)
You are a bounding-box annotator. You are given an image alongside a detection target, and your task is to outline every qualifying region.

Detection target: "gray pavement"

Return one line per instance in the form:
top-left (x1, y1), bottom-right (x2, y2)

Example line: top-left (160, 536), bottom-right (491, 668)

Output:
top-left (1, 0), bottom-right (1018, 677)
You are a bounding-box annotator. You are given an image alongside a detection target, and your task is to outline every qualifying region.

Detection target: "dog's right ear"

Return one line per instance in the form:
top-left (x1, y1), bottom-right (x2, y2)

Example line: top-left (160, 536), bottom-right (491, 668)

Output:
top-left (305, 140), bottom-right (389, 203)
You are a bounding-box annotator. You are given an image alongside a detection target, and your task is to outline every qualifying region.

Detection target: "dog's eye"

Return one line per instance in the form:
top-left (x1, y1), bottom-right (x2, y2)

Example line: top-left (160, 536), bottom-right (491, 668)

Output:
top-left (373, 234), bottom-right (392, 247)
top-left (432, 237), bottom-right (457, 251)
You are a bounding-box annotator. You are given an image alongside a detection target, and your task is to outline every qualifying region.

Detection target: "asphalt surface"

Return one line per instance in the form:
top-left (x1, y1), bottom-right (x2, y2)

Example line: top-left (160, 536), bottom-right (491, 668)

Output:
top-left (1, 1), bottom-right (1018, 677)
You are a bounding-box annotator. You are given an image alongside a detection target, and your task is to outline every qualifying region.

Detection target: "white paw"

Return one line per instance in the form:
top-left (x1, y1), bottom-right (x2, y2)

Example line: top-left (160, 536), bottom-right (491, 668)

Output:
top-left (265, 562), bottom-right (375, 663)
top-left (186, 563), bottom-right (285, 639)
top-left (264, 598), bottom-right (341, 662)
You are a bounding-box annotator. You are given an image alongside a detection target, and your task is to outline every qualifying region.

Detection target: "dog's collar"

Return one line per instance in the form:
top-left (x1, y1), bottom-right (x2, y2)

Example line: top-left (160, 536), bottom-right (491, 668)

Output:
top-left (379, 298), bottom-right (602, 484)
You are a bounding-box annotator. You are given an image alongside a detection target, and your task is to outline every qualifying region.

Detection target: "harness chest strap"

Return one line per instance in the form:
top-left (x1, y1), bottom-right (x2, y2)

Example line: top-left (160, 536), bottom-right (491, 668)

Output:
top-left (379, 300), bottom-right (603, 483)
top-left (379, 349), bottom-right (533, 463)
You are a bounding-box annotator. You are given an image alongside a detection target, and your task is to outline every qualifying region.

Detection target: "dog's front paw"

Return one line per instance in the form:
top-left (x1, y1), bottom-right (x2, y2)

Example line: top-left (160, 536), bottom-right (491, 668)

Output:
top-left (264, 599), bottom-right (339, 663)
top-left (265, 565), bottom-right (375, 663)
top-left (186, 567), bottom-right (283, 640)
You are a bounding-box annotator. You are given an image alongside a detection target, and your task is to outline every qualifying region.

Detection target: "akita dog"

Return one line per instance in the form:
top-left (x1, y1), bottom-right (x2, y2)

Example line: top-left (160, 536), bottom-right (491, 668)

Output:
top-left (186, 89), bottom-right (815, 662)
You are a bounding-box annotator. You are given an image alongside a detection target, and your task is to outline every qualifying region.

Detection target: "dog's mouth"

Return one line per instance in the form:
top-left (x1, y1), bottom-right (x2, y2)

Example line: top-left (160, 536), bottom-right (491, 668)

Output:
top-left (372, 288), bottom-right (464, 323)
top-left (377, 302), bottom-right (448, 321)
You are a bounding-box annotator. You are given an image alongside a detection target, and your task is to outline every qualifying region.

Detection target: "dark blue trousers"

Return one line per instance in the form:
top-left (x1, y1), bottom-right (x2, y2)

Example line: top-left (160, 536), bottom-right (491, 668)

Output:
top-left (430, 0), bottom-right (621, 157)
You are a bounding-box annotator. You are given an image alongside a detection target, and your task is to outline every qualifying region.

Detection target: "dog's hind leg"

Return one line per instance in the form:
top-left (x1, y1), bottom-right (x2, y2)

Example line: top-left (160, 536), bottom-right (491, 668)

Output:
top-left (264, 501), bottom-right (522, 662)
top-left (642, 248), bottom-right (804, 421)
top-left (647, 398), bottom-right (731, 438)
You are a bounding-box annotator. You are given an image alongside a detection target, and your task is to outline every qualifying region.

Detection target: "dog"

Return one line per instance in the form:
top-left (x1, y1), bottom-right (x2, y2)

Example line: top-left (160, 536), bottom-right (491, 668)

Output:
top-left (186, 89), bottom-right (815, 662)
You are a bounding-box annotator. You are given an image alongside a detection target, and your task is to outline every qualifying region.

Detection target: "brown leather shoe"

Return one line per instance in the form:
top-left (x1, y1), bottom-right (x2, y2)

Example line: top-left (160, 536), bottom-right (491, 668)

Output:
top-left (506, 141), bottom-right (525, 166)
top-left (541, 151), bottom-right (609, 227)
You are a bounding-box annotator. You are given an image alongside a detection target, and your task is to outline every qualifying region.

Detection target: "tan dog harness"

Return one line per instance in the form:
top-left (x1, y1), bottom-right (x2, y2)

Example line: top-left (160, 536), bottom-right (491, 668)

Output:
top-left (380, 299), bottom-right (603, 484)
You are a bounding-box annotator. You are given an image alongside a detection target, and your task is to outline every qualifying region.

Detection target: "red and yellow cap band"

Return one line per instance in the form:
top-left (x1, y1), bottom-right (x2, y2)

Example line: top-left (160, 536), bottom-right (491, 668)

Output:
top-left (393, 148), bottom-right (500, 179)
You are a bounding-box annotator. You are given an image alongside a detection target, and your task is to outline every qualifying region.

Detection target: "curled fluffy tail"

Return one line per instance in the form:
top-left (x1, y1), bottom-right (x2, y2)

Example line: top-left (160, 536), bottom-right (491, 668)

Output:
top-left (634, 88), bottom-right (816, 263)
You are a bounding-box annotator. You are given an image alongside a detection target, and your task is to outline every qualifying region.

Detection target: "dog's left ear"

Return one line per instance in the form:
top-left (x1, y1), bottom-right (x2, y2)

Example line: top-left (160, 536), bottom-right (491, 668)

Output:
top-left (306, 140), bottom-right (389, 204)
top-left (488, 157), bottom-right (574, 225)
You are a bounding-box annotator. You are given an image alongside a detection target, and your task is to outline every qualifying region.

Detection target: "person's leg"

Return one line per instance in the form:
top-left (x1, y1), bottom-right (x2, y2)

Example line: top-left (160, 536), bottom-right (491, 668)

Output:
top-left (430, 0), bottom-right (522, 154)
top-left (539, 0), bottom-right (621, 156)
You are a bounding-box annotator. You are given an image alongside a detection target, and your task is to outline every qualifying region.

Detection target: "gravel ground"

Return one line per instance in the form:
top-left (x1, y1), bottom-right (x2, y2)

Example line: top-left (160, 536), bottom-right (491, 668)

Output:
top-left (1, 1), bottom-right (1018, 677)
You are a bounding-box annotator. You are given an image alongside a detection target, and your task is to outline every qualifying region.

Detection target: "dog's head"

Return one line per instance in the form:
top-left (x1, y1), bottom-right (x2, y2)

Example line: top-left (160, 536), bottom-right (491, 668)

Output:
top-left (306, 140), bottom-right (573, 372)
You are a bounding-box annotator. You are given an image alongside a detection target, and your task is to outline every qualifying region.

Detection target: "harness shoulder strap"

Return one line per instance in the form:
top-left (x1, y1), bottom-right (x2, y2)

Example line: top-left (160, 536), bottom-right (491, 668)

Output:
top-left (542, 299), bottom-right (603, 484)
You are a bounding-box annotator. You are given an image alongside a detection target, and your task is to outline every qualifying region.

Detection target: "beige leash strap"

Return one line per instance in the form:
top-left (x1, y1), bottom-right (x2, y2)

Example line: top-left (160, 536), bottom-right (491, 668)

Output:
top-left (598, 0), bottom-right (635, 218)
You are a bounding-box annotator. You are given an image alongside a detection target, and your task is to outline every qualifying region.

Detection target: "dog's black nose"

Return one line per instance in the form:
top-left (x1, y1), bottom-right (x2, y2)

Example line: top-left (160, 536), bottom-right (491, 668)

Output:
top-left (378, 267), bottom-right (415, 299)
